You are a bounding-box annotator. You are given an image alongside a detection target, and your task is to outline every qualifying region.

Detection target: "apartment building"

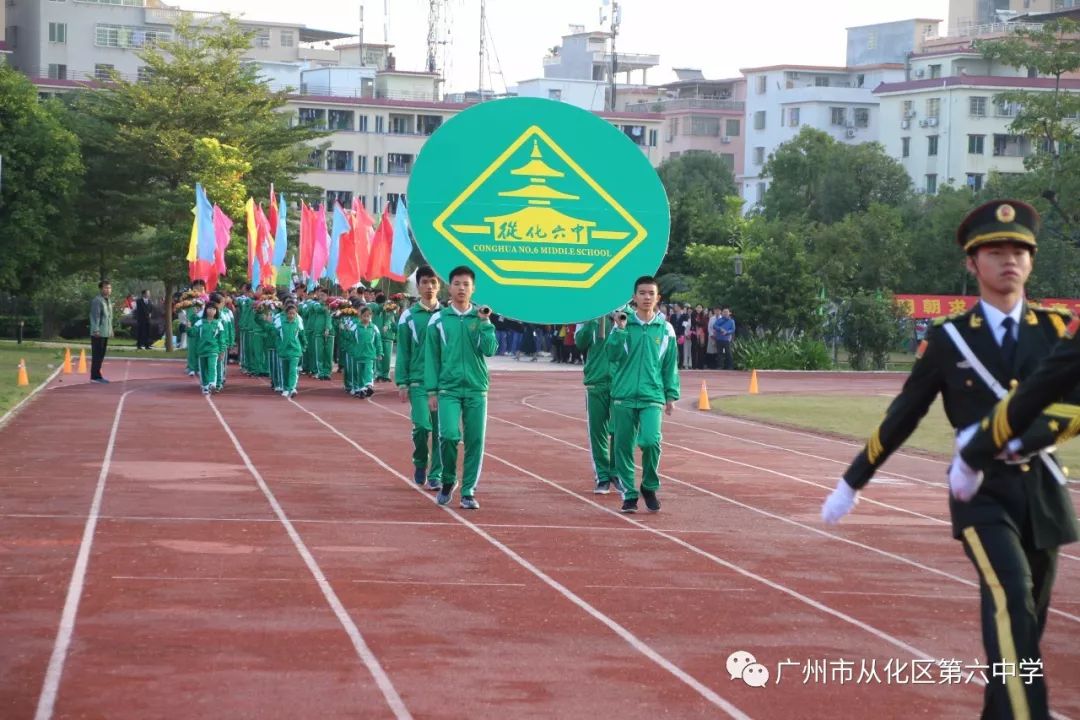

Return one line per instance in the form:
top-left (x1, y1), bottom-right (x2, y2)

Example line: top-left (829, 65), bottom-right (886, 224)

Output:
top-left (740, 63), bottom-right (906, 208)
top-left (876, 47), bottom-right (1080, 194)
top-left (289, 92), bottom-right (663, 213)
top-left (949, 0), bottom-right (1080, 32)
top-left (624, 70), bottom-right (746, 178)
top-left (4, 0), bottom-right (349, 83)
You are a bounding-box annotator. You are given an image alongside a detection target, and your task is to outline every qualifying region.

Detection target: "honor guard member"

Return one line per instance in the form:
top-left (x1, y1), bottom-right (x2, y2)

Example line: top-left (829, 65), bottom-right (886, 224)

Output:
top-left (822, 199), bottom-right (1080, 720)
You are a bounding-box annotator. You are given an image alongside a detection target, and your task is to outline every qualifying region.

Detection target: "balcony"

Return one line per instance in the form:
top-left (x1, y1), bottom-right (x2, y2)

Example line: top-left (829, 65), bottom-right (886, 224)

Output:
top-left (948, 21), bottom-right (1043, 39)
top-left (625, 98), bottom-right (744, 113)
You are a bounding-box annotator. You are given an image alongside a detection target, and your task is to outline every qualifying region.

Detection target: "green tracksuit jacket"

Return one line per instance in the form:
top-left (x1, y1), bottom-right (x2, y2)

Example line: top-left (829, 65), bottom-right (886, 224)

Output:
top-left (606, 312), bottom-right (681, 406)
top-left (271, 315), bottom-right (307, 359)
top-left (576, 317), bottom-right (614, 388)
top-left (424, 305), bottom-right (499, 396)
top-left (191, 317), bottom-right (226, 358)
top-left (396, 302), bottom-right (442, 388)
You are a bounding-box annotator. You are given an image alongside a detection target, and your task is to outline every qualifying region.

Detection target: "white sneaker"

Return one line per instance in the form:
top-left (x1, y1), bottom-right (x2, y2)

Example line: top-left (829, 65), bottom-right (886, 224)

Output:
top-left (281, 391), bottom-right (289, 398)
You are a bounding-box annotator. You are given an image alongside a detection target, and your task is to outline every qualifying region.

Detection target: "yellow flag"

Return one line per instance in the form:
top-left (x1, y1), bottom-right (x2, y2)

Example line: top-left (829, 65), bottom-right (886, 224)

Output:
top-left (186, 206), bottom-right (198, 262)
top-left (245, 198), bottom-right (257, 281)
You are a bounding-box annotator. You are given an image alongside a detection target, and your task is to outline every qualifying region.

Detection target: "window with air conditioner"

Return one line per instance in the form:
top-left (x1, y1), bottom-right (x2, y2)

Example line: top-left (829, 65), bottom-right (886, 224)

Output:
top-left (854, 108), bottom-right (870, 128)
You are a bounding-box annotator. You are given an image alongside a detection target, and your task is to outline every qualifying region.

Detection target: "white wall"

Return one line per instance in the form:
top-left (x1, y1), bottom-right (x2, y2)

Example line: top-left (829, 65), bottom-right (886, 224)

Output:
top-left (515, 78), bottom-right (607, 111)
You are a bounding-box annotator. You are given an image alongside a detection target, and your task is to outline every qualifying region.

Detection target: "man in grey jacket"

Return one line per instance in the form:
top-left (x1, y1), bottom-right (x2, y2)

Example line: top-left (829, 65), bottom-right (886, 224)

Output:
top-left (89, 279), bottom-right (113, 383)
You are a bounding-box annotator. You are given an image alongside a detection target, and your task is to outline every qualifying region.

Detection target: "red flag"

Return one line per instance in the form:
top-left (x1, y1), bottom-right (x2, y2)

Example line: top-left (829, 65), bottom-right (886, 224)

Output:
top-left (190, 260), bottom-right (214, 288)
top-left (337, 215), bottom-right (361, 290)
top-left (254, 203), bottom-right (274, 287)
top-left (268, 185), bottom-right (278, 239)
top-left (366, 208), bottom-right (393, 280)
top-left (352, 198), bottom-right (374, 282)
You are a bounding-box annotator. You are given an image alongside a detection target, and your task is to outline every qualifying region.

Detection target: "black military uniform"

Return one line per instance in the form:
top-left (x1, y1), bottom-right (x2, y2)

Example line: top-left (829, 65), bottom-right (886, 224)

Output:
top-left (841, 199), bottom-right (1079, 720)
top-left (962, 318), bottom-right (1080, 469)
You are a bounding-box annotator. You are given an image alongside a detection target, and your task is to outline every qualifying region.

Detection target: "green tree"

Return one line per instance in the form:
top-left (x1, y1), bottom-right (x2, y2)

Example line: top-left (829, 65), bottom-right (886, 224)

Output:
top-left (840, 290), bottom-right (906, 371)
top-left (761, 127), bottom-right (911, 224)
top-left (898, 187), bottom-right (980, 295)
top-left (807, 203), bottom-right (911, 296)
top-left (70, 17), bottom-right (327, 346)
top-left (725, 231), bottom-right (821, 335)
top-left (977, 19), bottom-right (1080, 192)
top-left (0, 65), bottom-right (83, 293)
top-left (656, 152), bottom-right (738, 275)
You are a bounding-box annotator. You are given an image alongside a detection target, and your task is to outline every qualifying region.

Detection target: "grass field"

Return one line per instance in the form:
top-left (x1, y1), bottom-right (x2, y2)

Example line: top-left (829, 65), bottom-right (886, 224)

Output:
top-left (0, 339), bottom-right (185, 359)
top-left (714, 393), bottom-right (1080, 470)
top-left (0, 345), bottom-right (65, 416)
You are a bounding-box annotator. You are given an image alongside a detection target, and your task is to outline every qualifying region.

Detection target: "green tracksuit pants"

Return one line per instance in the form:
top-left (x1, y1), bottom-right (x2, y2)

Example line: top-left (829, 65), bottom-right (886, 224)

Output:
top-left (216, 353), bottom-right (227, 390)
top-left (302, 335), bottom-right (315, 374)
top-left (341, 351), bottom-right (355, 392)
top-left (409, 385), bottom-right (442, 480)
top-left (186, 340), bottom-right (198, 373)
top-left (438, 393), bottom-right (487, 498)
top-left (612, 402), bottom-right (663, 499)
top-left (313, 334), bottom-right (334, 379)
top-left (377, 339), bottom-right (394, 380)
top-left (586, 385), bottom-right (615, 487)
top-left (198, 355), bottom-right (218, 390)
top-left (247, 332), bottom-right (267, 376)
top-left (280, 356), bottom-right (300, 393)
top-left (268, 349), bottom-right (281, 390)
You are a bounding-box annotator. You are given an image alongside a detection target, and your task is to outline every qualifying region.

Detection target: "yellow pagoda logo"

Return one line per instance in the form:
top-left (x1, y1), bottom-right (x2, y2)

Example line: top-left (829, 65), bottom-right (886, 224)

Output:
top-left (432, 125), bottom-right (647, 288)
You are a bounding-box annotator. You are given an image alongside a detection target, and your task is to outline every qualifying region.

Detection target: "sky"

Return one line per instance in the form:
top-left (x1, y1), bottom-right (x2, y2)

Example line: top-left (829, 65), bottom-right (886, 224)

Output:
top-left (177, 0), bottom-right (951, 93)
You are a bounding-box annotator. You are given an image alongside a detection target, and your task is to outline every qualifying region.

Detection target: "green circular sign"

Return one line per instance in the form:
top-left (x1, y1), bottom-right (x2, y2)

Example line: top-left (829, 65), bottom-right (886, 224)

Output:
top-left (408, 97), bottom-right (669, 324)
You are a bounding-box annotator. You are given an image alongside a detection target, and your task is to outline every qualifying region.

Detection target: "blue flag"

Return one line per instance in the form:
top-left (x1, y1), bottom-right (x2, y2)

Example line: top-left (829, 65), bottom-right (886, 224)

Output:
top-left (327, 201), bottom-right (348, 284)
top-left (195, 183), bottom-right (217, 263)
top-left (272, 192), bottom-right (288, 266)
top-left (389, 198), bottom-right (412, 281)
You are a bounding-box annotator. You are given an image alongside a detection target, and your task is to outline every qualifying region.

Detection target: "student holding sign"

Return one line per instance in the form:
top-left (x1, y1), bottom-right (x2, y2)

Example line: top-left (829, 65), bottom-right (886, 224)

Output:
top-left (607, 276), bottom-right (681, 513)
top-left (424, 266), bottom-right (499, 510)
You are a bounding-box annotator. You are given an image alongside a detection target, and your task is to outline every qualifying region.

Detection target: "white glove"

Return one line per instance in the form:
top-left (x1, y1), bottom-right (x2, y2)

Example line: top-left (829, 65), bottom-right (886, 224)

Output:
top-left (948, 455), bottom-right (983, 502)
top-left (821, 479), bottom-right (858, 525)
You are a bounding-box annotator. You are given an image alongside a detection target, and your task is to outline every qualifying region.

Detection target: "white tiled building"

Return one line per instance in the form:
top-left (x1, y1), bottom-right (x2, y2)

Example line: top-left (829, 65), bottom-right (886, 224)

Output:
top-left (739, 63), bottom-right (907, 208)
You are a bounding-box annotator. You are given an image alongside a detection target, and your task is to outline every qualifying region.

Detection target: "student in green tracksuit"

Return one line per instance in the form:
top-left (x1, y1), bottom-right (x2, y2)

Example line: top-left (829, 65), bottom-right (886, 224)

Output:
top-left (190, 302), bottom-right (226, 395)
top-left (214, 293), bottom-right (235, 391)
top-left (397, 266), bottom-right (443, 490)
top-left (576, 312), bottom-right (619, 494)
top-left (305, 288), bottom-right (335, 380)
top-left (296, 286), bottom-right (314, 375)
top-left (268, 303), bottom-right (306, 398)
top-left (368, 294), bottom-right (386, 380)
top-left (606, 276), bottom-right (680, 514)
top-left (424, 266), bottom-right (498, 510)
top-left (354, 305), bottom-right (382, 397)
top-left (183, 278), bottom-right (207, 376)
top-left (336, 303), bottom-right (362, 395)
top-left (256, 301), bottom-right (285, 392)
top-left (378, 295), bottom-right (399, 382)
top-left (234, 284), bottom-right (255, 374)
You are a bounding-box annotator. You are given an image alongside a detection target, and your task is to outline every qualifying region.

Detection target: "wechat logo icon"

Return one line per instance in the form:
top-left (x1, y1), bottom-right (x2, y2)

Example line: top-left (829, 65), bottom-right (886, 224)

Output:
top-left (727, 650), bottom-right (770, 688)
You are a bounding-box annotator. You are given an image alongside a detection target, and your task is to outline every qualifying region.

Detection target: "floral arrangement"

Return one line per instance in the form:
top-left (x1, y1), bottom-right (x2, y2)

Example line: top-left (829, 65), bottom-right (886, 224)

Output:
top-left (335, 306), bottom-right (359, 317)
top-left (174, 289), bottom-right (207, 313)
top-left (254, 297), bottom-right (283, 313)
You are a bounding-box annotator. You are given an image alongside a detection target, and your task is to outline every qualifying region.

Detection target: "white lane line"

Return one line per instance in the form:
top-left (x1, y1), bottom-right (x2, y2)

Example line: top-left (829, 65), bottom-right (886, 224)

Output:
top-left (523, 394), bottom-right (947, 490)
top-left (34, 389), bottom-right (131, 720)
top-left (206, 396), bottom-right (412, 720)
top-left (350, 579), bottom-right (527, 588)
top-left (0, 366), bottom-right (63, 430)
top-left (520, 396), bottom-right (1080, 564)
top-left (484, 410), bottom-right (1080, 626)
top-left (291, 399), bottom-right (751, 720)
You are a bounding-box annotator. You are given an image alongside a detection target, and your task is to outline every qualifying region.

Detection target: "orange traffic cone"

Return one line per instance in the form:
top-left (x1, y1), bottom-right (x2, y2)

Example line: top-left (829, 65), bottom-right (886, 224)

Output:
top-left (697, 380), bottom-right (711, 411)
top-left (63, 347), bottom-right (73, 374)
top-left (748, 369), bottom-right (759, 395)
top-left (77, 348), bottom-right (88, 374)
top-left (17, 359), bottom-right (29, 387)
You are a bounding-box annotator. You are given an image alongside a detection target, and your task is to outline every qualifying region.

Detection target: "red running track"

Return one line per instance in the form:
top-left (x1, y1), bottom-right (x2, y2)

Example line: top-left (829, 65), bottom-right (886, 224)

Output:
top-left (1, 360), bottom-right (1077, 719)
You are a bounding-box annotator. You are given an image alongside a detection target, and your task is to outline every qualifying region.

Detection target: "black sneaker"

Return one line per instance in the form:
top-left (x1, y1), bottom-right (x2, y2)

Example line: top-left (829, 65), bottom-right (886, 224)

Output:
top-left (620, 498), bottom-right (638, 514)
top-left (641, 489), bottom-right (661, 513)
top-left (593, 481), bottom-right (611, 495)
top-left (413, 467), bottom-right (427, 486)
top-left (436, 484), bottom-right (454, 506)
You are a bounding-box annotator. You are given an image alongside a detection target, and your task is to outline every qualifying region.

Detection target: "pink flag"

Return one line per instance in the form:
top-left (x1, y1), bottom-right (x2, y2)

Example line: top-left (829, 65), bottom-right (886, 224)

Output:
top-left (212, 204), bottom-right (233, 277)
top-left (310, 203), bottom-right (330, 281)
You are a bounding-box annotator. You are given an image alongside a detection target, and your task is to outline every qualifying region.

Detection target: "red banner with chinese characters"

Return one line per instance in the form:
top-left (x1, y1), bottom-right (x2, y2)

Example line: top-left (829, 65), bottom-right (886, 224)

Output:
top-left (896, 294), bottom-right (1080, 319)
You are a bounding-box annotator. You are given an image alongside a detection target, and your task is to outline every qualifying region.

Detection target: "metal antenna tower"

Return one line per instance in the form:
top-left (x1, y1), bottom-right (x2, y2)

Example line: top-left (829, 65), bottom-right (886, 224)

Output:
top-left (426, 0), bottom-right (442, 74)
top-left (478, 0), bottom-right (487, 98)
